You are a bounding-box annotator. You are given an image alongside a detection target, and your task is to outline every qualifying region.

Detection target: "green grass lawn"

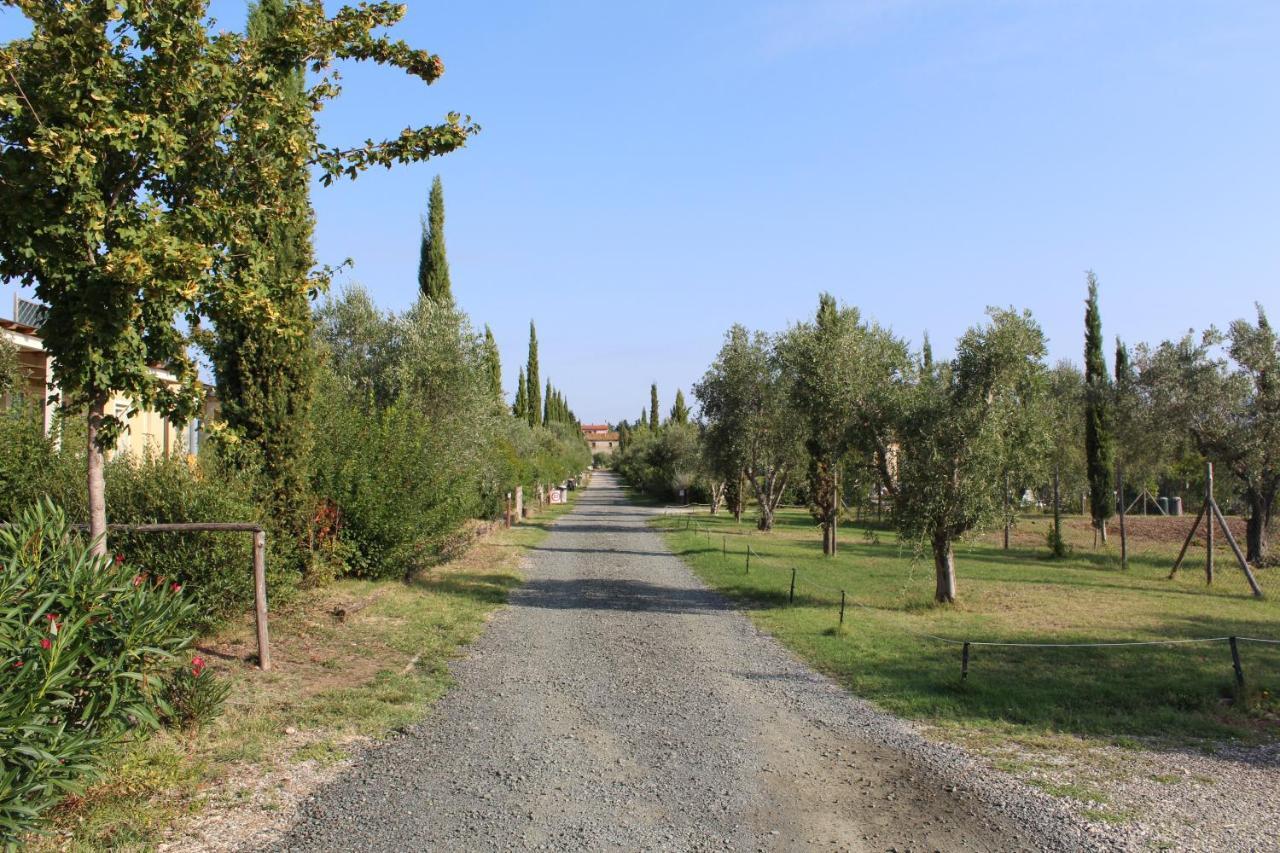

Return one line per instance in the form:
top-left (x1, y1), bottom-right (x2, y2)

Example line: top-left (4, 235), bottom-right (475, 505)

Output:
top-left (656, 507), bottom-right (1280, 745)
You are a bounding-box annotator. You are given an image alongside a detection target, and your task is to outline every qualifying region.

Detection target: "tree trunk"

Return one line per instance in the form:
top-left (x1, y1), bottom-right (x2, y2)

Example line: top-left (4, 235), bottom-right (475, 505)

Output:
top-left (822, 523), bottom-right (832, 556)
top-left (1099, 520), bottom-right (1108, 545)
top-left (1245, 487), bottom-right (1274, 565)
top-left (933, 533), bottom-right (956, 603)
top-left (1117, 463), bottom-right (1128, 570)
top-left (86, 397), bottom-right (108, 557)
top-left (709, 482), bottom-right (724, 516)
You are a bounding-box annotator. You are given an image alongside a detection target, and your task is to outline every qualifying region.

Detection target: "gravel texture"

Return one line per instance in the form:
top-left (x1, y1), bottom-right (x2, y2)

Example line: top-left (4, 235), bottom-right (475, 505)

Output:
top-left (269, 473), bottom-right (1128, 852)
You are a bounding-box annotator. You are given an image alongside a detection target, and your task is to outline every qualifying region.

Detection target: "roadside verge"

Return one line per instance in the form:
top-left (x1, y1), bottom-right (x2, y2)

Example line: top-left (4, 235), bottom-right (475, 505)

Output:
top-left (29, 498), bottom-right (577, 852)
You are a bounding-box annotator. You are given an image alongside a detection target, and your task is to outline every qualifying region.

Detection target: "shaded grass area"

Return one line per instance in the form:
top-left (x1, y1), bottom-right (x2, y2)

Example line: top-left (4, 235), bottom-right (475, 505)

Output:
top-left (656, 508), bottom-right (1280, 745)
top-left (30, 497), bottom-right (579, 851)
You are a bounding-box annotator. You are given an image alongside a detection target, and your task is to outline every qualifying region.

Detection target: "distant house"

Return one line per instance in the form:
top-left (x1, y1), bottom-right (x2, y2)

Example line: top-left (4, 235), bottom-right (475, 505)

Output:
top-left (1, 296), bottom-right (217, 459)
top-left (581, 423), bottom-right (620, 456)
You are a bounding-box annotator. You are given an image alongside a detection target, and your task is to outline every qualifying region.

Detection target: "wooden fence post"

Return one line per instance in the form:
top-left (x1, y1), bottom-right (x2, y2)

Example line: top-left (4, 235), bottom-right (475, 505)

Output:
top-left (1206, 462), bottom-right (1215, 585)
top-left (253, 529), bottom-right (271, 672)
top-left (1229, 636), bottom-right (1244, 689)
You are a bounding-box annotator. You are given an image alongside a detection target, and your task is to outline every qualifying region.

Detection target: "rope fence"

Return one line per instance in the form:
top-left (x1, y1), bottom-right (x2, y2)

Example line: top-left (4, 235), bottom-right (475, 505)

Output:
top-left (655, 512), bottom-right (1277, 689)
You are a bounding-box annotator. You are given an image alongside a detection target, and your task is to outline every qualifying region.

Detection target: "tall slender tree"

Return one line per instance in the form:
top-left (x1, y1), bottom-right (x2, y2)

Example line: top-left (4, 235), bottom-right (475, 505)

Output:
top-left (543, 379), bottom-right (552, 427)
top-left (526, 322), bottom-right (541, 428)
top-left (670, 389), bottom-right (690, 424)
top-left (205, 0), bottom-right (315, 534)
top-left (418, 175), bottom-right (452, 303)
top-left (1083, 272), bottom-right (1115, 544)
top-left (650, 384), bottom-right (660, 431)
top-left (513, 367), bottom-right (527, 420)
top-left (483, 325), bottom-right (502, 401)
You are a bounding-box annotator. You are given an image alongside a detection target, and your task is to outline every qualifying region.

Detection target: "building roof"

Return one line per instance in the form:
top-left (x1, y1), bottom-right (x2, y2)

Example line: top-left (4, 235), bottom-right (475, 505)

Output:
top-left (580, 423), bottom-right (611, 432)
top-left (587, 432), bottom-right (620, 442)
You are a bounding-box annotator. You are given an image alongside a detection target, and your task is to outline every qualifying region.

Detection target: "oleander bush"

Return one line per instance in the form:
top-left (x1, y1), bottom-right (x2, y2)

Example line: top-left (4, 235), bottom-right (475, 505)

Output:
top-left (162, 656), bottom-right (231, 730)
top-left (0, 501), bottom-right (196, 843)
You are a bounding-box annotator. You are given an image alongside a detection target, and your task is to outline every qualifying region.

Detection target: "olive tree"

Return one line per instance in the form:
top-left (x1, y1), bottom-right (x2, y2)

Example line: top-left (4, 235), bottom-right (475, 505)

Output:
top-left (893, 308), bottom-right (1049, 602)
top-left (1138, 307), bottom-right (1280, 564)
top-left (695, 325), bottom-right (803, 531)
top-left (778, 293), bottom-right (908, 555)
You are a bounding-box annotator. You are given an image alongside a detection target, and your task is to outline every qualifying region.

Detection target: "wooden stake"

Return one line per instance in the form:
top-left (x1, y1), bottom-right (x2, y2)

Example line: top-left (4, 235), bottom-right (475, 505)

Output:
top-left (1117, 463), bottom-right (1128, 571)
top-left (253, 529), bottom-right (271, 672)
top-left (788, 567), bottom-right (796, 604)
top-left (1003, 471), bottom-right (1010, 550)
top-left (839, 590), bottom-right (846, 625)
top-left (1210, 501), bottom-right (1264, 598)
top-left (1169, 502), bottom-right (1207, 578)
top-left (1229, 636), bottom-right (1244, 688)
top-left (1206, 463), bottom-right (1215, 586)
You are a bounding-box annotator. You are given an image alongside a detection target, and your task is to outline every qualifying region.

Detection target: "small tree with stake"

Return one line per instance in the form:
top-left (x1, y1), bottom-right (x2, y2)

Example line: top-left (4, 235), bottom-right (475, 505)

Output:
top-left (893, 308), bottom-right (1049, 603)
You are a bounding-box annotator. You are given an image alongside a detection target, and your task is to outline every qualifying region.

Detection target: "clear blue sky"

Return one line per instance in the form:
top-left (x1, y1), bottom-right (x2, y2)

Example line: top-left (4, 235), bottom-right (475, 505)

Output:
top-left (4, 2), bottom-right (1278, 425)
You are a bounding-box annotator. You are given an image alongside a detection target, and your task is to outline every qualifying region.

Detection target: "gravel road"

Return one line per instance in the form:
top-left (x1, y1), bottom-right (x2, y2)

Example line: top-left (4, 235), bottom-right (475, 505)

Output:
top-left (271, 473), bottom-right (1123, 852)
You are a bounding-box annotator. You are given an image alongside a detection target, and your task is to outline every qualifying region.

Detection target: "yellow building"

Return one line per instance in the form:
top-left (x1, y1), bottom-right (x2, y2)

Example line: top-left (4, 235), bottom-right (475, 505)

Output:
top-left (1, 296), bottom-right (217, 458)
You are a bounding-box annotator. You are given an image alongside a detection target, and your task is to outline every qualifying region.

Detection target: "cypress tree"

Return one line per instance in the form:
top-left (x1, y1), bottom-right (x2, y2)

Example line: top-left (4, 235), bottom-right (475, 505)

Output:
top-left (649, 384), bottom-right (660, 431)
top-left (483, 324), bottom-right (502, 400)
top-left (526, 321), bottom-right (541, 428)
top-left (513, 367), bottom-right (527, 420)
top-left (670, 389), bottom-right (689, 424)
top-left (1115, 337), bottom-right (1133, 387)
top-left (1083, 272), bottom-right (1115, 543)
top-left (543, 379), bottom-right (552, 426)
top-left (207, 0), bottom-right (315, 535)
top-left (921, 331), bottom-right (933, 372)
top-left (639, 408), bottom-right (648, 431)
top-left (418, 175), bottom-right (452, 303)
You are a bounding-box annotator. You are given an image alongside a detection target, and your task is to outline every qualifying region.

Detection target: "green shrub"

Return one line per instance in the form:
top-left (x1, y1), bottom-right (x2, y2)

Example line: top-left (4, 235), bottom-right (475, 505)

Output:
top-left (0, 401), bottom-right (69, 522)
top-left (162, 657), bottom-right (231, 730)
top-left (102, 453), bottom-right (295, 630)
top-left (0, 501), bottom-right (196, 843)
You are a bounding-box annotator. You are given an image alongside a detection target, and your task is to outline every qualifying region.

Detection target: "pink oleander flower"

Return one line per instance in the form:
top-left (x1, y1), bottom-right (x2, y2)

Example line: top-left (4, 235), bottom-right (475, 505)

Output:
top-left (40, 637), bottom-right (51, 650)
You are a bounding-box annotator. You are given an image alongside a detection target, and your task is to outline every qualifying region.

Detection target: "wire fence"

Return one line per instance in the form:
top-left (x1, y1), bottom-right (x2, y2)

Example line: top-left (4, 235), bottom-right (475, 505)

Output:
top-left (656, 512), bottom-right (1277, 688)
